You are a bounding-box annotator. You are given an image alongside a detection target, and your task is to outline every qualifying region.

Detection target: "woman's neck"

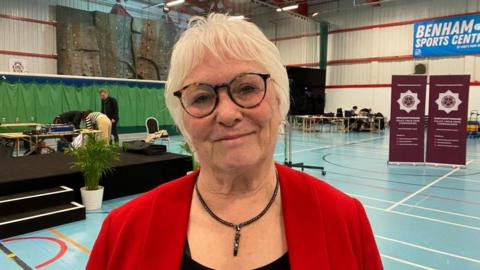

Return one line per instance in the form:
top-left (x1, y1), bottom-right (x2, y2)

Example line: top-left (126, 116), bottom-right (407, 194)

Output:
top-left (197, 161), bottom-right (277, 199)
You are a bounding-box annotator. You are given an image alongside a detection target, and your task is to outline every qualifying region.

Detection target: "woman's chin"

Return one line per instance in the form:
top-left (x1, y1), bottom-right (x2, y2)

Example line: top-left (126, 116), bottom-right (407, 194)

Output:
top-left (212, 150), bottom-right (263, 171)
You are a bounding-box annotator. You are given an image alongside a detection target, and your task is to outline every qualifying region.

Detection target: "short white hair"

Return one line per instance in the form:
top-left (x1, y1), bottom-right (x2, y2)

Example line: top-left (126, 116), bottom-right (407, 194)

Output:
top-left (165, 13), bottom-right (290, 141)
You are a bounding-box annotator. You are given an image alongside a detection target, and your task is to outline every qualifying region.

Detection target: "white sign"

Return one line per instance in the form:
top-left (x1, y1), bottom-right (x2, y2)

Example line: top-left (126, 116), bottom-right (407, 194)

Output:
top-left (9, 58), bottom-right (27, 73)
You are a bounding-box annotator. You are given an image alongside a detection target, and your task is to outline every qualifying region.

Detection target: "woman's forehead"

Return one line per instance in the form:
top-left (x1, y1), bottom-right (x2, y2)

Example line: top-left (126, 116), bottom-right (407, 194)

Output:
top-left (183, 58), bottom-right (266, 86)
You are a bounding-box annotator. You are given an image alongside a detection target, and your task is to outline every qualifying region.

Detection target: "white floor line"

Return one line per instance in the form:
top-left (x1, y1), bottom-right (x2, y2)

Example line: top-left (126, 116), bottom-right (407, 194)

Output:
top-left (376, 235), bottom-right (480, 265)
top-left (380, 254), bottom-right (436, 270)
top-left (348, 193), bottom-right (480, 221)
top-left (447, 176), bottom-right (480, 184)
top-left (274, 136), bottom-right (384, 156)
top-left (366, 205), bottom-right (480, 231)
top-left (386, 161), bottom-right (473, 211)
top-left (404, 195), bottom-right (431, 214)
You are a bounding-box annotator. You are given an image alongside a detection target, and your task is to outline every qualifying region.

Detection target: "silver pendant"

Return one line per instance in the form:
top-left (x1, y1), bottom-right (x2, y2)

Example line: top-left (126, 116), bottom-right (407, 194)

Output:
top-left (233, 225), bottom-right (241, 256)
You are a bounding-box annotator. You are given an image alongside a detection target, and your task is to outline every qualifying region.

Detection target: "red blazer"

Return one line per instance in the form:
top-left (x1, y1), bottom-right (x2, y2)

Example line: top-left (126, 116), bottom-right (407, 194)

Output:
top-left (87, 164), bottom-right (383, 269)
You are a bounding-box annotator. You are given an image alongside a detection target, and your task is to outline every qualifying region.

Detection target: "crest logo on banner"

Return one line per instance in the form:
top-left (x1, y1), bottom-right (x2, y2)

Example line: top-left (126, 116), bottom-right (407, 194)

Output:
top-left (435, 90), bottom-right (462, 114)
top-left (397, 90), bottom-right (421, 113)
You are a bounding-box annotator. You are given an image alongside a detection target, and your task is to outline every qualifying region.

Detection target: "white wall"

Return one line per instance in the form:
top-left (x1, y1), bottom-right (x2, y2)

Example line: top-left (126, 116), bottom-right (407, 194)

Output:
top-left (252, 15), bottom-right (321, 67)
top-left (321, 0), bottom-right (480, 117)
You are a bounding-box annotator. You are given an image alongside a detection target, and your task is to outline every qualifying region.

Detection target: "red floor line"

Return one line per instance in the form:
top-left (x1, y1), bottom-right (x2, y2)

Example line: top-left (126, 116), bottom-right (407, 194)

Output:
top-left (2, 236), bottom-right (67, 269)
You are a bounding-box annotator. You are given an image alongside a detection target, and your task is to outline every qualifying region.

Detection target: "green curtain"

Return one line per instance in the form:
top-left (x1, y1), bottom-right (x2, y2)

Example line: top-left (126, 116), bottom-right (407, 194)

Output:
top-left (0, 81), bottom-right (174, 132)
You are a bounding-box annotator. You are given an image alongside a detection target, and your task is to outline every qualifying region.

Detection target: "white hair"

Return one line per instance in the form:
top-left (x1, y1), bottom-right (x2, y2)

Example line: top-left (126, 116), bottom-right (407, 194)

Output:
top-left (165, 13), bottom-right (290, 142)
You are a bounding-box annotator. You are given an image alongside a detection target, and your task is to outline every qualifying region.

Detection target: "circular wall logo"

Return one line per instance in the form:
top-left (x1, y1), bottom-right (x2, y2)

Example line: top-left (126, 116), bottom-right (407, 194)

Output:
top-left (11, 61), bottom-right (25, 73)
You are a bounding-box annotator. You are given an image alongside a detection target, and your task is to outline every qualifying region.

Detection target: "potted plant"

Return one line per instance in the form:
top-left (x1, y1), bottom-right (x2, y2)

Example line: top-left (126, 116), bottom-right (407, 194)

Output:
top-left (179, 142), bottom-right (200, 173)
top-left (67, 135), bottom-right (120, 210)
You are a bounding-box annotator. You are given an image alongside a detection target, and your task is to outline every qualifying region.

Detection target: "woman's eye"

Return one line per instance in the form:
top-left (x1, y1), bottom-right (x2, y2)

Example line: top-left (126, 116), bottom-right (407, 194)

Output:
top-left (238, 85), bottom-right (257, 95)
top-left (192, 94), bottom-right (212, 105)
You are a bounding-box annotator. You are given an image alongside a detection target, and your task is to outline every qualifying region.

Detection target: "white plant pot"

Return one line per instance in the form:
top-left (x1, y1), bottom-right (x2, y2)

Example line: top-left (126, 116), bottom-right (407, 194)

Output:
top-left (80, 186), bottom-right (104, 210)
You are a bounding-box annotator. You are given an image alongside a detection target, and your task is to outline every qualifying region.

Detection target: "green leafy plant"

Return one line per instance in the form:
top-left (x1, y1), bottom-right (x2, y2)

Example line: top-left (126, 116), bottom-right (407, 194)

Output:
top-left (67, 135), bottom-right (120, 190)
top-left (179, 142), bottom-right (200, 170)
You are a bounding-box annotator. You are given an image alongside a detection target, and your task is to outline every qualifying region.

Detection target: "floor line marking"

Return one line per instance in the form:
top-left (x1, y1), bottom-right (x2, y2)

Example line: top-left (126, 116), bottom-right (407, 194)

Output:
top-left (376, 235), bottom-right (480, 264)
top-left (325, 177), bottom-right (480, 206)
top-left (386, 162), bottom-right (470, 211)
top-left (366, 205), bottom-right (480, 231)
top-left (274, 136), bottom-right (384, 156)
top-left (0, 242), bottom-right (32, 270)
top-left (403, 195), bottom-right (431, 214)
top-left (348, 193), bottom-right (480, 221)
top-left (447, 176), bottom-right (480, 184)
top-left (48, 228), bottom-right (91, 254)
top-left (380, 254), bottom-right (436, 270)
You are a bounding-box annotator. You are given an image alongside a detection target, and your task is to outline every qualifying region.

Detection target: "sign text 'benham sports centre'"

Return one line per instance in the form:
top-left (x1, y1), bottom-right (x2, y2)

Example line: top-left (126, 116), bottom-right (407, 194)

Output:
top-left (413, 14), bottom-right (480, 57)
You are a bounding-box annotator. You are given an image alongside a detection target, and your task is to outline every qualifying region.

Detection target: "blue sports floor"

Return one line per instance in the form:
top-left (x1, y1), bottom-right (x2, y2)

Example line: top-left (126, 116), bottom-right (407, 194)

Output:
top-left (1, 129), bottom-right (479, 270)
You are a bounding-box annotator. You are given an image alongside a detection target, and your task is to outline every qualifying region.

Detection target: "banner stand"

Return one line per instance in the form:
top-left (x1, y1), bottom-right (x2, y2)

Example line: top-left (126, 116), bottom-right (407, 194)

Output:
top-left (424, 162), bottom-right (466, 169)
top-left (388, 75), bottom-right (427, 164)
top-left (389, 162), bottom-right (467, 169)
top-left (387, 162), bottom-right (424, 166)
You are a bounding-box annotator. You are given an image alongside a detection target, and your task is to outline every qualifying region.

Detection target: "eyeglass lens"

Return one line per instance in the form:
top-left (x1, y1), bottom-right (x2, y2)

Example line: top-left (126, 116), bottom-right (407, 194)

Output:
top-left (180, 73), bottom-right (267, 118)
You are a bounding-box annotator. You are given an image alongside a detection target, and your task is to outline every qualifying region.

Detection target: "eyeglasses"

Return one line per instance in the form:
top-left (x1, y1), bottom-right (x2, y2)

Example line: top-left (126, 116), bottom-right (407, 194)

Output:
top-left (174, 73), bottom-right (270, 118)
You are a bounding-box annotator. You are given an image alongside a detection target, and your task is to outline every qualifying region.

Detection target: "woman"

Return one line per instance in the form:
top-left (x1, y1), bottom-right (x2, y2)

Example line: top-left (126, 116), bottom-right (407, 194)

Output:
top-left (82, 110), bottom-right (112, 143)
top-left (87, 14), bottom-right (383, 270)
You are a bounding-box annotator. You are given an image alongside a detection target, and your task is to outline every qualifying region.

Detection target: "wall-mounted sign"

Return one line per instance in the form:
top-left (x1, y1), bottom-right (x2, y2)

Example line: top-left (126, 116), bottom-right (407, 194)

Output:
top-left (413, 14), bottom-right (480, 57)
top-left (9, 58), bottom-right (27, 73)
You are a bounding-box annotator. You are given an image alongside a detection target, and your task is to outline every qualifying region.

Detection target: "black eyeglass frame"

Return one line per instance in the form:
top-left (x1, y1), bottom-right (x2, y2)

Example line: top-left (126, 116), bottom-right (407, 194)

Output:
top-left (173, 72), bottom-right (270, 118)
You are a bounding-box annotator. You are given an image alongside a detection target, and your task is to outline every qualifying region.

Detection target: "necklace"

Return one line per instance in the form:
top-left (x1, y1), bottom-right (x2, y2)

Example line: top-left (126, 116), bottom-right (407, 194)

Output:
top-left (195, 172), bottom-right (280, 257)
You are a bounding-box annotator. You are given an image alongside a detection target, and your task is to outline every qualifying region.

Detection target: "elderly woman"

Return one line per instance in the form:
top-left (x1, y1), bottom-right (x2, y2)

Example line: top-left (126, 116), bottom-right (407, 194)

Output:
top-left (87, 14), bottom-right (383, 270)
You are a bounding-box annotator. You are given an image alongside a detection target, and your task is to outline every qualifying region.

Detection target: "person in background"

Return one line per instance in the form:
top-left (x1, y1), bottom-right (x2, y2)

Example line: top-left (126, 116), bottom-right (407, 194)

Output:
top-left (351, 105), bottom-right (358, 116)
top-left (82, 110), bottom-right (112, 143)
top-left (53, 111), bottom-right (83, 129)
top-left (99, 89), bottom-right (119, 144)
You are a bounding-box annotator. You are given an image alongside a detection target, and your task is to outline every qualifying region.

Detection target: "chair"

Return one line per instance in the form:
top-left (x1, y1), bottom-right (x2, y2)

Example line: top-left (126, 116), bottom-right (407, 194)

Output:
top-left (145, 117), bottom-right (169, 144)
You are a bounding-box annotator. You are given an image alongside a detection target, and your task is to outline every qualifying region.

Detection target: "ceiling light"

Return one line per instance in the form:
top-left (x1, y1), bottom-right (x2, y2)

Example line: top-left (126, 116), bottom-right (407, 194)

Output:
top-left (166, 0), bottom-right (185, 7)
top-left (312, 12), bottom-right (319, 17)
top-left (282, 4), bottom-right (298, 11)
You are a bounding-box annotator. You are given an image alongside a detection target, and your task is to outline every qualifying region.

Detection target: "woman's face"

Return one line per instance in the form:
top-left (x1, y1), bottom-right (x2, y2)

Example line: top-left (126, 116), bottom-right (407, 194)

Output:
top-left (181, 58), bottom-right (282, 172)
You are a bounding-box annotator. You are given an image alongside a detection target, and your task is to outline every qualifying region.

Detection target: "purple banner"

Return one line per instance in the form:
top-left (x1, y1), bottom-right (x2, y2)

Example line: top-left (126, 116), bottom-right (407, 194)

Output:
top-left (426, 75), bottom-right (470, 166)
top-left (389, 75), bottom-right (427, 163)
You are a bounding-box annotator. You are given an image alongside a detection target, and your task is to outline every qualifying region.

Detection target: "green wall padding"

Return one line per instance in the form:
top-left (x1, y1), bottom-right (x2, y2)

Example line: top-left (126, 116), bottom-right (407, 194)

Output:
top-left (0, 81), bottom-right (174, 133)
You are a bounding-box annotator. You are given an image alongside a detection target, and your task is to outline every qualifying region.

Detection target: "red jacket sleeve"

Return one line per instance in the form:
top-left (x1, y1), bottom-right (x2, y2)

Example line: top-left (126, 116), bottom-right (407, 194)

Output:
top-left (354, 199), bottom-right (384, 270)
top-left (86, 213), bottom-right (113, 270)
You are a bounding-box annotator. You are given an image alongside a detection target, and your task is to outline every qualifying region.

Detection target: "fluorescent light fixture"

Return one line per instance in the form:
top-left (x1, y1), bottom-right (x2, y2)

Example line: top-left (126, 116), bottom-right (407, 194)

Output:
top-left (276, 4), bottom-right (299, 12)
top-left (229, 15), bottom-right (245, 20)
top-left (282, 4), bottom-right (298, 11)
top-left (166, 0), bottom-right (185, 7)
top-left (312, 12), bottom-right (319, 17)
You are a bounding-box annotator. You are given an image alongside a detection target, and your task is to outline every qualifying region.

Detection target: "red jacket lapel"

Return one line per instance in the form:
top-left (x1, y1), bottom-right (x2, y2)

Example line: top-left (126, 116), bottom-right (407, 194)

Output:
top-left (140, 172), bottom-right (197, 269)
top-left (277, 164), bottom-right (331, 270)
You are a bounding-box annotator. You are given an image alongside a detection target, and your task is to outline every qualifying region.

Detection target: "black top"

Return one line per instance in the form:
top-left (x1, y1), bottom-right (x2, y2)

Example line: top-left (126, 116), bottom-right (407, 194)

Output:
top-left (101, 96), bottom-right (119, 121)
top-left (55, 111), bottom-right (83, 129)
top-left (181, 240), bottom-right (290, 270)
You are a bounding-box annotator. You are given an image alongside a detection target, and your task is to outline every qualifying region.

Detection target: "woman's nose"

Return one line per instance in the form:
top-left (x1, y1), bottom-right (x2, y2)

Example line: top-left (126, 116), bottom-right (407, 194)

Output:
top-left (215, 90), bottom-right (243, 127)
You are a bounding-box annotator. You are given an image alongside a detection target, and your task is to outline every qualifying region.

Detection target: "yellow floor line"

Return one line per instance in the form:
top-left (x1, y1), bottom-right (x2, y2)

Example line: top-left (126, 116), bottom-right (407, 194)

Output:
top-left (48, 228), bottom-right (91, 254)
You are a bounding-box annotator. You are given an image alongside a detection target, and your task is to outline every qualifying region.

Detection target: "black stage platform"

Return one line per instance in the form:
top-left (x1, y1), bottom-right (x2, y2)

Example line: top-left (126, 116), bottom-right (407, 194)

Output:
top-left (0, 152), bottom-right (192, 200)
